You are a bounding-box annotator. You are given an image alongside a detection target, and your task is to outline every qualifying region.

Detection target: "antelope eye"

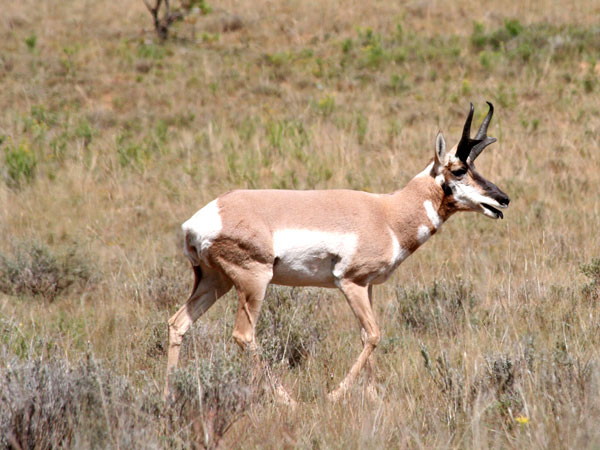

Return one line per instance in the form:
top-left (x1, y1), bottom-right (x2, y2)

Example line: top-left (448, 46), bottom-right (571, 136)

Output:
top-left (451, 168), bottom-right (467, 177)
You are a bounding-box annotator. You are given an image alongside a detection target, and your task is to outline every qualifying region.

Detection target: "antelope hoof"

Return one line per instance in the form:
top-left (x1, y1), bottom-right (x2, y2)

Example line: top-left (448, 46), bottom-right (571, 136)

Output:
top-left (365, 384), bottom-right (378, 402)
top-left (327, 388), bottom-right (344, 403)
top-left (164, 388), bottom-right (175, 404)
top-left (273, 383), bottom-right (298, 409)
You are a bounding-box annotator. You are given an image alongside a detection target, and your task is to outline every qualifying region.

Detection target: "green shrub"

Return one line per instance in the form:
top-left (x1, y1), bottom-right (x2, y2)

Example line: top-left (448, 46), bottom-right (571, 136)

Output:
top-left (74, 119), bottom-right (94, 148)
top-left (314, 94), bottom-right (335, 116)
top-left (29, 105), bottom-right (57, 127)
top-left (265, 119), bottom-right (310, 154)
top-left (504, 19), bottom-right (524, 38)
top-left (137, 42), bottom-right (167, 60)
top-left (471, 22), bottom-right (487, 49)
top-left (24, 35), bottom-right (37, 52)
top-left (341, 38), bottom-right (353, 54)
top-left (358, 28), bottom-right (387, 68)
top-left (3, 141), bottom-right (37, 188)
top-left (184, 0), bottom-right (212, 14)
top-left (471, 20), bottom-right (600, 64)
top-left (116, 122), bottom-right (169, 168)
top-left (471, 19), bottom-right (523, 51)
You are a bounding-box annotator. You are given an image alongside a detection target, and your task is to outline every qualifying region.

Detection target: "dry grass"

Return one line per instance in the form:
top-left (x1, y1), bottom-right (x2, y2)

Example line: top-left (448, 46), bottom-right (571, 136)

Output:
top-left (1, 0), bottom-right (600, 447)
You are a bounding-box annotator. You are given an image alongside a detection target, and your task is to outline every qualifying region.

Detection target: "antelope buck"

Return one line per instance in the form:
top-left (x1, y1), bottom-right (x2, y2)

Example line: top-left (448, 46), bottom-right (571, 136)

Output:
top-left (165, 102), bottom-right (510, 403)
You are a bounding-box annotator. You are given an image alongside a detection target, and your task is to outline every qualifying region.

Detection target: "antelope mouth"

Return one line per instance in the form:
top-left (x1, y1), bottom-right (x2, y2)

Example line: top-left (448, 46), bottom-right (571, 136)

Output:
top-left (482, 203), bottom-right (503, 219)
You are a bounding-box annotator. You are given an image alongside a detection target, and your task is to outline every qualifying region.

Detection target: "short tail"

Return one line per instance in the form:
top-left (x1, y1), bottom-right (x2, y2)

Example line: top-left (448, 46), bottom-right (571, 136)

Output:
top-left (189, 264), bottom-right (202, 298)
top-left (183, 230), bottom-right (201, 266)
top-left (183, 230), bottom-right (203, 298)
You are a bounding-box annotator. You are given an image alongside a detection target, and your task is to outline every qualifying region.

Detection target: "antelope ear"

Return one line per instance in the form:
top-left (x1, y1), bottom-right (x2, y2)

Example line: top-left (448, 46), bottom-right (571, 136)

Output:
top-left (435, 132), bottom-right (446, 164)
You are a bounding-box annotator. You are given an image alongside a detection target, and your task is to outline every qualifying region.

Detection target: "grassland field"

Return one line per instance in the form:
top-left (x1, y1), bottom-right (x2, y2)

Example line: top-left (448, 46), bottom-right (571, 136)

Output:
top-left (1, 0), bottom-right (600, 448)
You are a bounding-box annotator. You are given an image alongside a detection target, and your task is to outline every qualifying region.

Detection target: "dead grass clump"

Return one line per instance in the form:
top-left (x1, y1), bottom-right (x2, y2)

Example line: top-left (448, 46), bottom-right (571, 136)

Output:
top-left (143, 319), bottom-right (168, 360)
top-left (420, 340), bottom-right (595, 435)
top-left (168, 345), bottom-right (259, 449)
top-left (144, 259), bottom-right (189, 310)
top-left (257, 287), bottom-right (326, 368)
top-left (392, 278), bottom-right (476, 335)
top-left (0, 241), bottom-right (92, 302)
top-left (1, 351), bottom-right (77, 448)
top-left (581, 258), bottom-right (600, 300)
top-left (0, 348), bottom-right (162, 449)
top-left (0, 334), bottom-right (262, 449)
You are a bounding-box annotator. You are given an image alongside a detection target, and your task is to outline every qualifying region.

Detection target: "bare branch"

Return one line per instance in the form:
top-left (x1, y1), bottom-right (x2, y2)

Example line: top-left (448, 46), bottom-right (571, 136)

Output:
top-left (142, 0), bottom-right (178, 41)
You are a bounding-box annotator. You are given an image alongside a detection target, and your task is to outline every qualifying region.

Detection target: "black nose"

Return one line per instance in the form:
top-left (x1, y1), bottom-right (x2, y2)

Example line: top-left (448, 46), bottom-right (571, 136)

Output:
top-left (500, 194), bottom-right (510, 207)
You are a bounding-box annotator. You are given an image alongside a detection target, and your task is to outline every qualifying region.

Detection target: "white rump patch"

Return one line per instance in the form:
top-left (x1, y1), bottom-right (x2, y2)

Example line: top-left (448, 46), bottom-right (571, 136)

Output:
top-left (417, 225), bottom-right (431, 244)
top-left (424, 200), bottom-right (443, 229)
top-left (181, 199), bottom-right (222, 262)
top-left (272, 229), bottom-right (358, 285)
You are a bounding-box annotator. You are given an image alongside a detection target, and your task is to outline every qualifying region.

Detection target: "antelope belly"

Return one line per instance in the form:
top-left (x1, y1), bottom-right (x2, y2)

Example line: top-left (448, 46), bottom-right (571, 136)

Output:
top-left (271, 229), bottom-right (357, 287)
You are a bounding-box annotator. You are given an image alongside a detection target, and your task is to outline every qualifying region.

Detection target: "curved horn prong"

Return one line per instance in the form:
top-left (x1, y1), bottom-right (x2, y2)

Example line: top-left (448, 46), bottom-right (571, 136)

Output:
top-left (469, 136), bottom-right (497, 162)
top-left (456, 103), bottom-right (476, 161)
top-left (469, 101), bottom-right (496, 162)
top-left (474, 101), bottom-right (494, 140)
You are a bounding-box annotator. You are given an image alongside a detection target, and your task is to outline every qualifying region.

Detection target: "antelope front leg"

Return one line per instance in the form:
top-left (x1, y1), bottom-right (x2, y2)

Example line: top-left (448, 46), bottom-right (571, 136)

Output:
top-left (328, 281), bottom-right (380, 402)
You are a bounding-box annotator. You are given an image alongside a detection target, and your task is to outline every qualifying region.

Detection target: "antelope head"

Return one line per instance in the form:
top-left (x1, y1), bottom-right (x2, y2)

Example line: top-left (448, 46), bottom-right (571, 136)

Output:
top-left (433, 102), bottom-right (510, 219)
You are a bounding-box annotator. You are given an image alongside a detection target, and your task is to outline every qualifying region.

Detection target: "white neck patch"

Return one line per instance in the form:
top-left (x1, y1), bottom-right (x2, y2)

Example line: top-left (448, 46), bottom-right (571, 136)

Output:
top-left (417, 225), bottom-right (431, 244)
top-left (389, 229), bottom-right (410, 266)
top-left (424, 200), bottom-right (443, 229)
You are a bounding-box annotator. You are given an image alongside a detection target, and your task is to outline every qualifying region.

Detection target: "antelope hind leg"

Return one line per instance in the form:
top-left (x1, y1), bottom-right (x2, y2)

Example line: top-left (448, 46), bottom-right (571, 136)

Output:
top-left (164, 267), bottom-right (231, 400)
top-left (230, 267), bottom-right (297, 408)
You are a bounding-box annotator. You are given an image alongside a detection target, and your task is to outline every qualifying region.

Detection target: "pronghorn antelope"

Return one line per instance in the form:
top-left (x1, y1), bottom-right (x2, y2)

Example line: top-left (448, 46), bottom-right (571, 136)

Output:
top-left (165, 102), bottom-right (510, 403)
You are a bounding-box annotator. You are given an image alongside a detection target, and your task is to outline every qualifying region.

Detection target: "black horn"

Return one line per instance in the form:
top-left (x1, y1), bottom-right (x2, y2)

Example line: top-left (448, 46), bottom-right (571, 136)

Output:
top-left (474, 101), bottom-right (493, 140)
top-left (469, 101), bottom-right (497, 162)
top-left (456, 103), bottom-right (481, 161)
top-left (462, 103), bottom-right (474, 141)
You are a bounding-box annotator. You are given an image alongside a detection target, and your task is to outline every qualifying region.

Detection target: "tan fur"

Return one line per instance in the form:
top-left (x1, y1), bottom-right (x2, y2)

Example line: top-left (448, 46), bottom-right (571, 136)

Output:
top-left (209, 182), bottom-right (444, 286)
top-left (165, 176), bottom-right (448, 402)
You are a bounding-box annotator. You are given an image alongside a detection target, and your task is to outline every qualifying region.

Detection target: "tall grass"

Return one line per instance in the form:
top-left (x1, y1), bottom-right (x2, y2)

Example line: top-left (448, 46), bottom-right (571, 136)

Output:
top-left (1, 0), bottom-right (600, 447)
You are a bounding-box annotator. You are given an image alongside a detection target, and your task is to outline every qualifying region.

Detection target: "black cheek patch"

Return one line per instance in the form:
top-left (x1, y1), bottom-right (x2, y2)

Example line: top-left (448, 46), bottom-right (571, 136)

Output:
top-left (442, 182), bottom-right (453, 196)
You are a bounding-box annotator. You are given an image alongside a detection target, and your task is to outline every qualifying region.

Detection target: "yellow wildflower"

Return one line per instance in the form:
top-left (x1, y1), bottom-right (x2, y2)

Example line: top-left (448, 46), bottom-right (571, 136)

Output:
top-left (515, 415), bottom-right (529, 424)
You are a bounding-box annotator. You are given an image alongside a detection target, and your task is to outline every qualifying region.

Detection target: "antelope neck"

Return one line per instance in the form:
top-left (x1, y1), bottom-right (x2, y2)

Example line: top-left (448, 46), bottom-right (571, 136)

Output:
top-left (384, 173), bottom-right (448, 252)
